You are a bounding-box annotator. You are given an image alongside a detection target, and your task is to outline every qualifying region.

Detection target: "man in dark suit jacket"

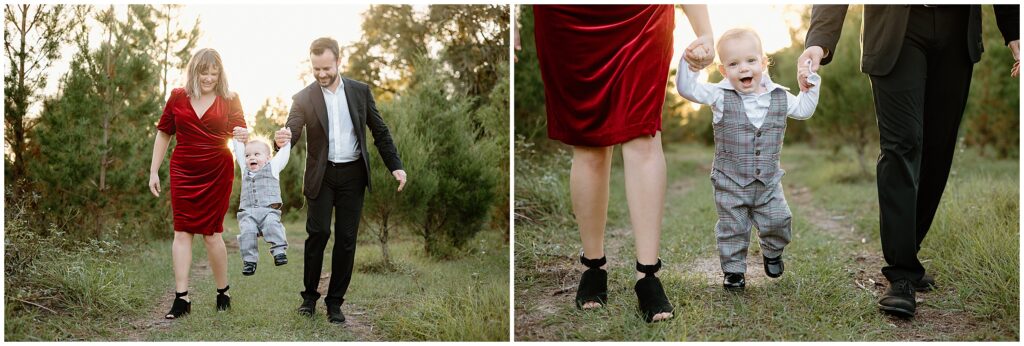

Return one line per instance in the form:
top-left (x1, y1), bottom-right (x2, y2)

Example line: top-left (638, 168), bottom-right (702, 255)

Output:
top-left (798, 5), bottom-right (1018, 318)
top-left (277, 37), bottom-right (407, 324)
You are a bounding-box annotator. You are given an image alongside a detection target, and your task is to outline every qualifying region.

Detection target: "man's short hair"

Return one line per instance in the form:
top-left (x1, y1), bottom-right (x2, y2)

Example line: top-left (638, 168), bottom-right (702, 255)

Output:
top-left (310, 37), bottom-right (340, 60)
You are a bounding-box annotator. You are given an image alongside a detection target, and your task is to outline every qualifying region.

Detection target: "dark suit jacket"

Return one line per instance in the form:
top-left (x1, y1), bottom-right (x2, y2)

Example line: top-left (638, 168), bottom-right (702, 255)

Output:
top-left (806, 5), bottom-right (1019, 76)
top-left (284, 77), bottom-right (403, 199)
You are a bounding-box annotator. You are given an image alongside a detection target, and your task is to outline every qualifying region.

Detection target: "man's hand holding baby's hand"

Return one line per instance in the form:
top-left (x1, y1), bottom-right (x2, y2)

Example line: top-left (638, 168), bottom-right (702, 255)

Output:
top-left (1009, 40), bottom-right (1019, 78)
top-left (232, 127), bottom-right (249, 142)
top-left (797, 46), bottom-right (825, 92)
top-left (274, 127), bottom-right (292, 148)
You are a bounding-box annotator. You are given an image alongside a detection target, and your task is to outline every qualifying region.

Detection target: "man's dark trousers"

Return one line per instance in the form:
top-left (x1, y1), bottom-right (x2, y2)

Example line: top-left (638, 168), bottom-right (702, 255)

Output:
top-left (300, 158), bottom-right (367, 307)
top-left (870, 6), bottom-right (973, 284)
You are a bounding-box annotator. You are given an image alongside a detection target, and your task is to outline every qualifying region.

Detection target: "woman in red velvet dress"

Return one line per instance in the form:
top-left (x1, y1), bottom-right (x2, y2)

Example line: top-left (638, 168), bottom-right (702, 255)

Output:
top-left (530, 5), bottom-right (714, 323)
top-left (148, 48), bottom-right (245, 319)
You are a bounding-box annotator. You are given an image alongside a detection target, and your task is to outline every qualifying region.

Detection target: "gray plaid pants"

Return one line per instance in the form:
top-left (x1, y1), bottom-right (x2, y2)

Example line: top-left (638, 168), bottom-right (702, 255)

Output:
top-left (237, 207), bottom-right (288, 263)
top-left (711, 172), bottom-right (792, 274)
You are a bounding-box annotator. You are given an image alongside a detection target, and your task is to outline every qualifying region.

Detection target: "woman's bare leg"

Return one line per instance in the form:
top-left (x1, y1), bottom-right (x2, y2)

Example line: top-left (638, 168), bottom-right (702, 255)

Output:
top-left (622, 132), bottom-right (671, 321)
top-left (570, 145), bottom-right (613, 309)
top-left (203, 234), bottom-right (230, 294)
top-left (170, 231), bottom-right (193, 314)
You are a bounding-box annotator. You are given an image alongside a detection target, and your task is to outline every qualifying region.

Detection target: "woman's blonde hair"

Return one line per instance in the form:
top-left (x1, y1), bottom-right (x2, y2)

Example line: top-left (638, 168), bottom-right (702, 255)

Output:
top-left (185, 48), bottom-right (233, 100)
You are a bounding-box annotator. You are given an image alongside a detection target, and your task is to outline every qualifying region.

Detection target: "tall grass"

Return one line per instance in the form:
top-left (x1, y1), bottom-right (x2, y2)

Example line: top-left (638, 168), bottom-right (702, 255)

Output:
top-left (7, 213), bottom-right (509, 341)
top-left (515, 143), bottom-right (1019, 341)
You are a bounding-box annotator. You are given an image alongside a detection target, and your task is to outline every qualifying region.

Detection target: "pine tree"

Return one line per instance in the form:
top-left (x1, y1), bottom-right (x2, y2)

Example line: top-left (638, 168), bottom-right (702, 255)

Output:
top-left (4, 4), bottom-right (86, 184)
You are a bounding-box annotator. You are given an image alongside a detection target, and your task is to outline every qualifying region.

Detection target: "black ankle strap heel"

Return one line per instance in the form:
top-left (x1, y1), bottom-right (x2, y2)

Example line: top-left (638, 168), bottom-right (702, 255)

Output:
top-left (634, 259), bottom-right (674, 323)
top-left (216, 285), bottom-right (231, 312)
top-left (574, 252), bottom-right (608, 310)
top-left (165, 291), bottom-right (191, 319)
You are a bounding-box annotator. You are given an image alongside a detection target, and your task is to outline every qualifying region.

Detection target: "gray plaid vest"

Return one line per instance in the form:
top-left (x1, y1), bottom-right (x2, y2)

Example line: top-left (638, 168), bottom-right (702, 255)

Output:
top-left (712, 88), bottom-right (788, 187)
top-left (239, 163), bottom-right (282, 210)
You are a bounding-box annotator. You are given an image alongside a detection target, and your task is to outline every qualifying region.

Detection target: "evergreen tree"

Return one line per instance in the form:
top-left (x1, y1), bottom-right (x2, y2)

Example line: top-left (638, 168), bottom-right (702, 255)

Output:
top-left (29, 5), bottom-right (192, 239)
top-left (407, 57), bottom-right (497, 256)
top-left (363, 95), bottom-right (436, 267)
top-left (963, 5), bottom-right (1020, 158)
top-left (4, 4), bottom-right (87, 184)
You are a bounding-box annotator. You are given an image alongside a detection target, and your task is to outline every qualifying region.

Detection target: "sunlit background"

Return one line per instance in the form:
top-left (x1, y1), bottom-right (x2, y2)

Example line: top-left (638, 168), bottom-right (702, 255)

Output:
top-left (38, 4), bottom-right (807, 122)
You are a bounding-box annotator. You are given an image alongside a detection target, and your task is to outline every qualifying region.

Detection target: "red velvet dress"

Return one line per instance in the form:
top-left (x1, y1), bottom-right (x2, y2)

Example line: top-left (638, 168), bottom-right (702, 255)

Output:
top-left (157, 88), bottom-right (245, 235)
top-left (534, 5), bottom-right (675, 147)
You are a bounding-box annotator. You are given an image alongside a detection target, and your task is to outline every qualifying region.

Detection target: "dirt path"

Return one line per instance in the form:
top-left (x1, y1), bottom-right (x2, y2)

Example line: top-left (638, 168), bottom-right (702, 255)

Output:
top-left (123, 257), bottom-right (213, 341)
top-left (785, 182), bottom-right (976, 341)
top-left (122, 235), bottom-right (383, 341)
top-left (315, 272), bottom-right (382, 341)
top-left (514, 158), bottom-right (701, 340)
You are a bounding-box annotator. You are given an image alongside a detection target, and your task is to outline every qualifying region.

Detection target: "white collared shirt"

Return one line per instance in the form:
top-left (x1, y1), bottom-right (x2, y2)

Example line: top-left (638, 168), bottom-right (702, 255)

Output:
top-left (321, 78), bottom-right (360, 163)
top-left (233, 140), bottom-right (291, 180)
top-left (675, 59), bottom-right (821, 128)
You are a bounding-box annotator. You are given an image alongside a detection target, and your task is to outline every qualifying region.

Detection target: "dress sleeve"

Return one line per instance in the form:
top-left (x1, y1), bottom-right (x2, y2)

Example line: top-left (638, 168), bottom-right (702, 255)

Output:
top-left (226, 94), bottom-right (246, 133)
top-left (157, 89), bottom-right (179, 135)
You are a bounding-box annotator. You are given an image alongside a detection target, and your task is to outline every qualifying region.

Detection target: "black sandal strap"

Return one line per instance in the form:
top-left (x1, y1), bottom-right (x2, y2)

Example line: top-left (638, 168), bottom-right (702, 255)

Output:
top-left (217, 285), bottom-right (230, 295)
top-left (580, 254), bottom-right (606, 269)
top-left (636, 259), bottom-right (662, 277)
top-left (175, 291), bottom-right (189, 298)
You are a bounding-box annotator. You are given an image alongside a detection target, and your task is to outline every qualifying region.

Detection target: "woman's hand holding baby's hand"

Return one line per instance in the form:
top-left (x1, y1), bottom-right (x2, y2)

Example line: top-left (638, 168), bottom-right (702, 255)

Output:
top-left (232, 127), bottom-right (249, 142)
top-left (684, 35), bottom-right (715, 71)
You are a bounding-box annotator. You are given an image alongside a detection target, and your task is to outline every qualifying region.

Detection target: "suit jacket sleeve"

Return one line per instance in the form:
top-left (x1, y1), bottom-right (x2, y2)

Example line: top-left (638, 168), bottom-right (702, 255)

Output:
top-left (278, 92), bottom-right (306, 151)
top-left (365, 87), bottom-right (403, 172)
top-left (994, 5), bottom-right (1020, 45)
top-left (805, 5), bottom-right (850, 66)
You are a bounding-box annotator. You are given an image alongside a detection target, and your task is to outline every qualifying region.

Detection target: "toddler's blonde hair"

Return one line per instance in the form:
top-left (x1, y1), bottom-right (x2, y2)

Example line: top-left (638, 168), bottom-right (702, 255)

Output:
top-left (245, 136), bottom-right (273, 154)
top-left (716, 28), bottom-right (770, 64)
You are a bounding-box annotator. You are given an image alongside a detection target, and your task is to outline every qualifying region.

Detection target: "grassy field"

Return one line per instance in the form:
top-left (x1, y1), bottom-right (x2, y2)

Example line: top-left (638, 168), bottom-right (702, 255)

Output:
top-left (6, 218), bottom-right (509, 341)
top-left (514, 143), bottom-right (1018, 341)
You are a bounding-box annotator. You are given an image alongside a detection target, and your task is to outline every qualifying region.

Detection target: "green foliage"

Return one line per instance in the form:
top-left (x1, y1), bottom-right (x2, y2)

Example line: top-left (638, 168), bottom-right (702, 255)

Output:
top-left (4, 189), bottom-right (151, 341)
top-left (963, 5), bottom-right (1020, 159)
top-left (512, 136), bottom-right (571, 228)
top-left (769, 5), bottom-right (877, 178)
top-left (400, 57), bottom-right (498, 257)
top-left (350, 5), bottom-right (509, 256)
top-left (28, 5), bottom-right (172, 240)
top-left (153, 4), bottom-right (200, 96)
top-left (364, 90), bottom-right (437, 267)
top-left (512, 6), bottom-right (548, 144)
top-left (473, 60), bottom-right (511, 238)
top-left (345, 5), bottom-right (508, 102)
top-left (4, 4), bottom-right (87, 182)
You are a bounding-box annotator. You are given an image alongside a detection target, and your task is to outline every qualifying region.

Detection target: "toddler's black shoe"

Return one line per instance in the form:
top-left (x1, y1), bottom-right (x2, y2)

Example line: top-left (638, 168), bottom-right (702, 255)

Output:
top-left (723, 272), bottom-right (745, 291)
top-left (763, 254), bottom-right (784, 278)
top-left (242, 261), bottom-right (257, 276)
top-left (274, 253), bottom-right (288, 266)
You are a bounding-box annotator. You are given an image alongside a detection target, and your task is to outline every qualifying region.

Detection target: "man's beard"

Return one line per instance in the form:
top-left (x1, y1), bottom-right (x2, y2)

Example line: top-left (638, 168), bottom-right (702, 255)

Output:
top-left (318, 73), bottom-right (337, 87)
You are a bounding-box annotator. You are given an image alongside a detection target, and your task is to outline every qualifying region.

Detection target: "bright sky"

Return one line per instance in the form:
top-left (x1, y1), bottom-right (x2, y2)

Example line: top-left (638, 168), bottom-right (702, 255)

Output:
top-left (36, 4), bottom-right (807, 121)
top-left (176, 4), bottom-right (371, 123)
top-left (672, 4), bottom-right (807, 72)
top-left (38, 4), bottom-right (374, 123)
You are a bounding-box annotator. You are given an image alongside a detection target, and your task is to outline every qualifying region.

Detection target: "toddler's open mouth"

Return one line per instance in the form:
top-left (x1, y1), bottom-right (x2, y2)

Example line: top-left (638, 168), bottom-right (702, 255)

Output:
top-left (249, 162), bottom-right (259, 170)
top-left (740, 76), bottom-right (754, 88)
